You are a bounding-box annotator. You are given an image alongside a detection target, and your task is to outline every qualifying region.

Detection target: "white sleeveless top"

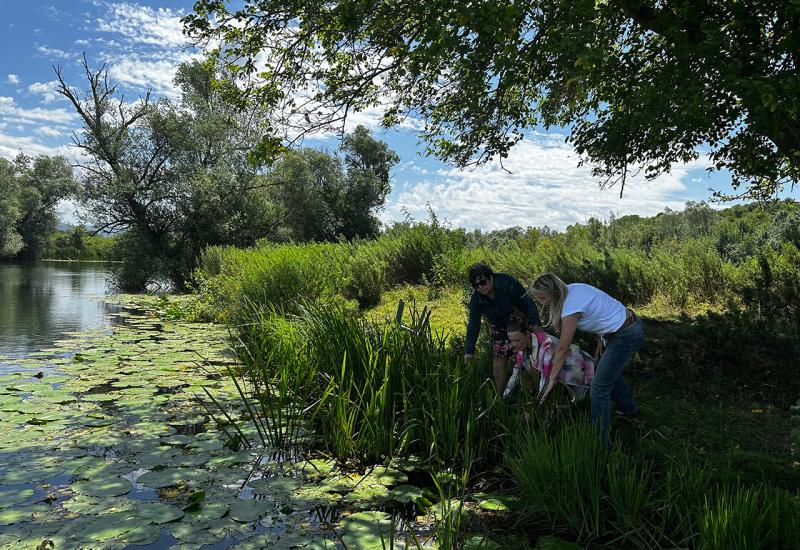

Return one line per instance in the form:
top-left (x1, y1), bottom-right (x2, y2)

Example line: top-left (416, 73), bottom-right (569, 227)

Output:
top-left (561, 283), bottom-right (626, 335)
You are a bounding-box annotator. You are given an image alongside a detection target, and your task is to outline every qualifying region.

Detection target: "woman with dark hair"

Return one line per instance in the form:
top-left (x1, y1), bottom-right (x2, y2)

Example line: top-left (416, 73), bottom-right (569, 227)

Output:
top-left (528, 273), bottom-right (643, 446)
top-left (464, 263), bottom-right (540, 393)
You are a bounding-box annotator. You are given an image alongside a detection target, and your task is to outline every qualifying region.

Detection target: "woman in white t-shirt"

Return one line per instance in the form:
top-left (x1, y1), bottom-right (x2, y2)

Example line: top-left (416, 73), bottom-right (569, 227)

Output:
top-left (528, 273), bottom-right (644, 446)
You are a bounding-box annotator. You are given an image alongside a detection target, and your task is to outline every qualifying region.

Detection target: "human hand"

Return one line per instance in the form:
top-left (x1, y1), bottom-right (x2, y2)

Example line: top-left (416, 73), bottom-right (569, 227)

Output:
top-left (463, 353), bottom-right (474, 363)
top-left (539, 377), bottom-right (557, 403)
top-left (594, 339), bottom-right (604, 360)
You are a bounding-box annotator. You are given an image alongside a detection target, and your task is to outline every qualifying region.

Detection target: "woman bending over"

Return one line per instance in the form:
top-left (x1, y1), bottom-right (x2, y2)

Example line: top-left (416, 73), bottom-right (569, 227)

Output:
top-left (529, 273), bottom-right (644, 446)
top-left (503, 312), bottom-right (594, 401)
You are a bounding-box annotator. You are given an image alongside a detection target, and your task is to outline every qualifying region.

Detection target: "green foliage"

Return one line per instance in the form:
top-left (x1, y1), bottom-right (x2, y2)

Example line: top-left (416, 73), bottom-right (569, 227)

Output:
top-left (380, 214), bottom-right (467, 286)
top-left (43, 227), bottom-right (117, 261)
top-left (341, 243), bottom-right (387, 309)
top-left (266, 128), bottom-right (398, 243)
top-left (0, 154), bottom-right (78, 259)
top-left (228, 299), bottom-right (493, 469)
top-left (509, 419), bottom-right (609, 539)
top-left (698, 484), bottom-right (800, 550)
top-left (196, 242), bottom-right (348, 321)
top-left (186, 2), bottom-right (800, 198)
top-left (509, 420), bottom-right (800, 549)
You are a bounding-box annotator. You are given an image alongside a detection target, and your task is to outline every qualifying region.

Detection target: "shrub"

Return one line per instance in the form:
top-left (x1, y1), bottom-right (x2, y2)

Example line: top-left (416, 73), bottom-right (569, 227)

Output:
top-left (341, 242), bottom-right (387, 309)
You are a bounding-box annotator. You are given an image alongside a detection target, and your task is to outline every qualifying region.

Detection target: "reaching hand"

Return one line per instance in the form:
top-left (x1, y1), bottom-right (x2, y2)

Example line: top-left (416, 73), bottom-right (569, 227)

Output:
top-left (539, 377), bottom-right (557, 403)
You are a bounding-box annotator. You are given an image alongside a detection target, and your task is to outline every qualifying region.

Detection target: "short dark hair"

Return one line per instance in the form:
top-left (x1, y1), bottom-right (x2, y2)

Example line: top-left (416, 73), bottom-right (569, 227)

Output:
top-left (468, 263), bottom-right (493, 283)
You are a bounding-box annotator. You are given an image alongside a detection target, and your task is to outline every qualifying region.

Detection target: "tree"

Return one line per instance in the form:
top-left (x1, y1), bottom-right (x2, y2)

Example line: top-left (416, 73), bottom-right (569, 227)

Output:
top-left (0, 158), bottom-right (22, 257)
top-left (337, 126), bottom-right (399, 239)
top-left (266, 125), bottom-right (399, 241)
top-left (14, 155), bottom-right (79, 259)
top-left (56, 58), bottom-right (276, 289)
top-left (185, 0), bottom-right (800, 200)
top-left (268, 148), bottom-right (343, 242)
top-left (0, 154), bottom-right (78, 259)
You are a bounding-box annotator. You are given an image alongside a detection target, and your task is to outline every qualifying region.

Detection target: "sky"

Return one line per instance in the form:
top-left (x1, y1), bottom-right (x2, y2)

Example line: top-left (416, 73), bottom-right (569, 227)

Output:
top-left (2, 1), bottom-right (793, 231)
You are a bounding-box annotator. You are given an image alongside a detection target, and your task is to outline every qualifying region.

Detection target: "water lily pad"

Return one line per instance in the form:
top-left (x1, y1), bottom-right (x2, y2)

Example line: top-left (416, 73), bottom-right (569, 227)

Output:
top-left (0, 505), bottom-right (47, 526)
top-left (118, 522), bottom-right (161, 545)
top-left (229, 499), bottom-right (273, 522)
top-left (71, 477), bottom-right (132, 497)
top-left (79, 416), bottom-right (115, 427)
top-left (290, 484), bottom-right (342, 508)
top-left (184, 501), bottom-right (229, 521)
top-left (137, 468), bottom-right (200, 488)
top-left (464, 535), bottom-right (502, 549)
top-left (295, 459), bottom-right (336, 478)
top-left (0, 488), bottom-right (34, 509)
top-left (0, 466), bottom-right (62, 485)
top-left (248, 477), bottom-right (303, 497)
top-left (63, 495), bottom-right (136, 515)
top-left (473, 492), bottom-right (520, 511)
top-left (384, 484), bottom-right (423, 504)
top-left (171, 519), bottom-right (229, 544)
top-left (134, 501), bottom-right (185, 523)
top-left (25, 413), bottom-right (66, 425)
top-left (161, 435), bottom-right (194, 446)
top-left (340, 511), bottom-right (393, 549)
top-left (76, 513), bottom-right (140, 542)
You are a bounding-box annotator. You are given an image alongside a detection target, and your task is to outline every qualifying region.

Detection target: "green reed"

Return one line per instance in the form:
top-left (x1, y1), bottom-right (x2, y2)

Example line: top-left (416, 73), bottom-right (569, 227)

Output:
top-left (227, 300), bottom-right (323, 449)
top-left (509, 419), bottom-right (608, 540)
top-left (699, 484), bottom-right (800, 550)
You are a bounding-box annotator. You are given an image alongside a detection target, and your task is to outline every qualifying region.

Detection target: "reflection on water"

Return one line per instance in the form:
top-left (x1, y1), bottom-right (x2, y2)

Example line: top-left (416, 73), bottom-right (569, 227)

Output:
top-left (0, 262), bottom-right (119, 358)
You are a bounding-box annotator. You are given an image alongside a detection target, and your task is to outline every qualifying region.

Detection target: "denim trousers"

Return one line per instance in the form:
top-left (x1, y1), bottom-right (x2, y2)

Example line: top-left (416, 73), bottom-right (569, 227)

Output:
top-left (591, 317), bottom-right (644, 446)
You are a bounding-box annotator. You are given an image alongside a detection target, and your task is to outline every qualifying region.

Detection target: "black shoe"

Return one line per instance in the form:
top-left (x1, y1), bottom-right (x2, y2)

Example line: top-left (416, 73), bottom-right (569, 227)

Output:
top-left (616, 408), bottom-right (641, 418)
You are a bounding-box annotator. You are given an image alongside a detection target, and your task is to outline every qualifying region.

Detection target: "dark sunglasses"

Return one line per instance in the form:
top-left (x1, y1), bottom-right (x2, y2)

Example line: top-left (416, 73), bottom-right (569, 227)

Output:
top-left (471, 278), bottom-right (489, 289)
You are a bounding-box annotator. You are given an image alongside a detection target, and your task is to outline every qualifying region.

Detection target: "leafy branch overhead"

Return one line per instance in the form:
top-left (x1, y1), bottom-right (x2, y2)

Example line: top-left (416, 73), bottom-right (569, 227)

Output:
top-left (184, 0), bottom-right (800, 199)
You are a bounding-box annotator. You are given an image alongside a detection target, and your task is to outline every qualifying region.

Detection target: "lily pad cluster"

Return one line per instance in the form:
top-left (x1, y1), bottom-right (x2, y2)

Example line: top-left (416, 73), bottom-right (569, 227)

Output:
top-left (0, 299), bottom-right (457, 549)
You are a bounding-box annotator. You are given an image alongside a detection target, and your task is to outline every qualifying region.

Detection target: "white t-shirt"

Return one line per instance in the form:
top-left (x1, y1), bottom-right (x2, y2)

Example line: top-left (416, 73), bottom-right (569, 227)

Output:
top-left (561, 283), bottom-right (627, 335)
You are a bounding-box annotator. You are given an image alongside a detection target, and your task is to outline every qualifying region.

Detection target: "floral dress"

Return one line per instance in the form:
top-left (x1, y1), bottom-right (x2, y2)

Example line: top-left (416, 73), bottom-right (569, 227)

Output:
top-left (503, 331), bottom-right (595, 400)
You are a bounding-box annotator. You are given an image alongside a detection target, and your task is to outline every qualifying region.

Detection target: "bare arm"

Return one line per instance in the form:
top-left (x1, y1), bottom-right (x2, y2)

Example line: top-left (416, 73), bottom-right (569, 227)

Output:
top-left (540, 313), bottom-right (579, 401)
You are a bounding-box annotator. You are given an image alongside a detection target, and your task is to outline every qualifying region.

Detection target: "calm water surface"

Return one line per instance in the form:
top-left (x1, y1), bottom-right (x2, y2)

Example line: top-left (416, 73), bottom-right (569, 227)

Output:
top-left (0, 262), bottom-right (119, 360)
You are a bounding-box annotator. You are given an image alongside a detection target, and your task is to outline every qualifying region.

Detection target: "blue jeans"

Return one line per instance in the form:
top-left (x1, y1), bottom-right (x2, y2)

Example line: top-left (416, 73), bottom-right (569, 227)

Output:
top-left (591, 317), bottom-right (644, 446)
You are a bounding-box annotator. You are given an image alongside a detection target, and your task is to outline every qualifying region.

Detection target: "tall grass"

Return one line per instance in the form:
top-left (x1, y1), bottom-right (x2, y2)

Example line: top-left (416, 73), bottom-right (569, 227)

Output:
top-left (508, 419), bottom-right (608, 540)
top-left (228, 302), bottom-right (322, 449)
top-left (699, 484), bottom-right (800, 550)
top-left (226, 298), bottom-right (495, 470)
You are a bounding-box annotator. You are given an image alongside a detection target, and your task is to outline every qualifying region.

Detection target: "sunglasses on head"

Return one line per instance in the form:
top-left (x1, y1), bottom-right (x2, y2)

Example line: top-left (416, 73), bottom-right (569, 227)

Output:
top-left (471, 278), bottom-right (489, 289)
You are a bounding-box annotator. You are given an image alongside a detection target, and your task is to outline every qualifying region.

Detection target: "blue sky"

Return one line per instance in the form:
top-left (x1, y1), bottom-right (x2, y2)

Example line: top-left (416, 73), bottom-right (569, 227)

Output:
top-left (3, 1), bottom-right (792, 231)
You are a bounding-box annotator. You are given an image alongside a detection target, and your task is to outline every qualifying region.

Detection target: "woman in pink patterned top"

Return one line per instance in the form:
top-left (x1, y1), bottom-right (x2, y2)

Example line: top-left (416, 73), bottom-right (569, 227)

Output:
top-left (503, 313), bottom-right (595, 400)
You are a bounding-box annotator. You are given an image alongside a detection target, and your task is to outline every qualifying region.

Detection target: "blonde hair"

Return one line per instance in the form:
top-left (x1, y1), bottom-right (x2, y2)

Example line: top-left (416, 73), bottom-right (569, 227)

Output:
top-left (529, 273), bottom-right (568, 331)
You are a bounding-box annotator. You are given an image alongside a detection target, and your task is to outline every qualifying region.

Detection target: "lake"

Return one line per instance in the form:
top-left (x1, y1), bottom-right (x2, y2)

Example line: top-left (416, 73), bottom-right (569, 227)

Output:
top-left (0, 262), bottom-right (118, 364)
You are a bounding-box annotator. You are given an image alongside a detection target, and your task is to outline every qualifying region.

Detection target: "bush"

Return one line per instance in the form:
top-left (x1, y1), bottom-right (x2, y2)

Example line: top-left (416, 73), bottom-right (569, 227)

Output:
top-left (341, 243), bottom-right (387, 308)
top-left (379, 217), bottom-right (466, 285)
top-left (196, 242), bottom-right (349, 320)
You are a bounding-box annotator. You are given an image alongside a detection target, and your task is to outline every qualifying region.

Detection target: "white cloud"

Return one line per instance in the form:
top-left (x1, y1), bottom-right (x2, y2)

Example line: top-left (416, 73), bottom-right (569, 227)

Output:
top-left (35, 126), bottom-right (63, 138)
top-left (37, 45), bottom-right (72, 60)
top-left (382, 135), bottom-right (710, 231)
top-left (27, 81), bottom-right (61, 103)
top-left (6, 74), bottom-right (19, 84)
top-left (96, 3), bottom-right (188, 48)
top-left (106, 54), bottom-right (195, 97)
top-left (0, 96), bottom-right (75, 125)
top-left (90, 3), bottom-right (201, 98)
top-left (0, 131), bottom-right (75, 161)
